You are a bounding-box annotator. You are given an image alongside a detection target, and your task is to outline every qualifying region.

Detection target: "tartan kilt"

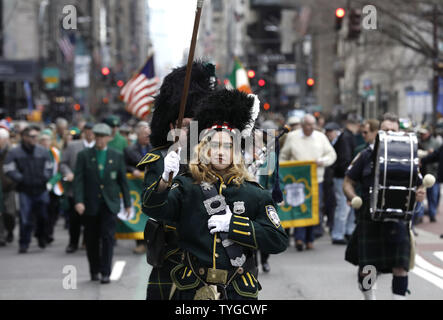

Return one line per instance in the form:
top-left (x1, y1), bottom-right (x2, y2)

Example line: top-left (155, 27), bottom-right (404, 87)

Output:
top-left (345, 203), bottom-right (411, 273)
top-left (146, 249), bottom-right (182, 300)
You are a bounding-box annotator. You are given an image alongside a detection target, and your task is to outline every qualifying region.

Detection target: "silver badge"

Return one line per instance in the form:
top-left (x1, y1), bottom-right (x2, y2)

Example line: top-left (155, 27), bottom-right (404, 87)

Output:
top-left (233, 201), bottom-right (245, 214)
top-left (203, 195), bottom-right (227, 216)
top-left (230, 254), bottom-right (246, 267)
top-left (201, 181), bottom-right (213, 191)
top-left (266, 205), bottom-right (281, 228)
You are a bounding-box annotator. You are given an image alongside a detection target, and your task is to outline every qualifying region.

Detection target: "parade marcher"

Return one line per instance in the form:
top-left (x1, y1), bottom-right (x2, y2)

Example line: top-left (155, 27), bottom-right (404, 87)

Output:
top-left (104, 115), bottom-right (128, 154)
top-left (54, 118), bottom-right (68, 151)
top-left (137, 61), bottom-right (217, 300)
top-left (280, 114), bottom-right (337, 251)
top-left (3, 126), bottom-right (53, 253)
top-left (329, 116), bottom-right (357, 245)
top-left (38, 129), bottom-right (63, 245)
top-left (343, 113), bottom-right (426, 300)
top-left (356, 119), bottom-right (379, 155)
top-left (124, 121), bottom-right (152, 254)
top-left (143, 89), bottom-right (288, 300)
top-left (418, 126), bottom-right (442, 223)
top-left (73, 123), bottom-right (131, 284)
top-left (0, 128), bottom-right (16, 245)
top-left (60, 123), bottom-right (95, 253)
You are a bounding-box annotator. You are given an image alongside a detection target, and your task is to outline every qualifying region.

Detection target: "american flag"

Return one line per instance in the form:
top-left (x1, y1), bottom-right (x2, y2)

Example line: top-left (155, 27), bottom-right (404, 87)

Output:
top-left (58, 35), bottom-right (75, 62)
top-left (120, 55), bottom-right (159, 119)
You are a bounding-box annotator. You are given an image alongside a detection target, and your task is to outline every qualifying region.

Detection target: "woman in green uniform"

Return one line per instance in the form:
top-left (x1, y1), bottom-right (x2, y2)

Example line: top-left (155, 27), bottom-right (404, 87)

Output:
top-left (143, 89), bottom-right (288, 300)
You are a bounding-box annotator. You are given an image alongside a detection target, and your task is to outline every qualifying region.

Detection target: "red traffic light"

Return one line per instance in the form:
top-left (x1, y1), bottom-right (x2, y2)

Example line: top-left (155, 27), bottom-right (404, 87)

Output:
top-left (258, 79), bottom-right (266, 87)
top-left (117, 80), bottom-right (125, 87)
top-left (307, 78), bottom-right (315, 86)
top-left (263, 103), bottom-right (270, 110)
top-left (74, 104), bottom-right (81, 111)
top-left (247, 70), bottom-right (256, 79)
top-left (336, 8), bottom-right (345, 18)
top-left (101, 67), bottom-right (110, 76)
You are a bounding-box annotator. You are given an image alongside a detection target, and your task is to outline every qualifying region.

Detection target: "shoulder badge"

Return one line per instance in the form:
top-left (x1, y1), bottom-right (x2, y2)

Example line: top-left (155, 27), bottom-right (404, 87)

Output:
top-left (265, 205), bottom-right (281, 228)
top-left (136, 153), bottom-right (161, 168)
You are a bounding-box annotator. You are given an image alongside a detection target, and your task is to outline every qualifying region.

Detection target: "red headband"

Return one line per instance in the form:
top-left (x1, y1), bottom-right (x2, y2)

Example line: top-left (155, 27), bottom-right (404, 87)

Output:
top-left (209, 122), bottom-right (233, 131)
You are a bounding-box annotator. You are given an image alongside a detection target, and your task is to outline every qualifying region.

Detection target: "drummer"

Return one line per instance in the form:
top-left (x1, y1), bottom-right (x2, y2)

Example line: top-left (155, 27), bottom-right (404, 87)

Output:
top-left (342, 113), bottom-right (426, 300)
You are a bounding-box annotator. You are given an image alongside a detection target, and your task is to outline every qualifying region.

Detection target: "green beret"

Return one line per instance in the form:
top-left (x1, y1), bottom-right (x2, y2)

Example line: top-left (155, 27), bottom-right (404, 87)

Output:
top-left (69, 127), bottom-right (81, 136)
top-left (40, 129), bottom-right (53, 139)
top-left (104, 115), bottom-right (121, 127)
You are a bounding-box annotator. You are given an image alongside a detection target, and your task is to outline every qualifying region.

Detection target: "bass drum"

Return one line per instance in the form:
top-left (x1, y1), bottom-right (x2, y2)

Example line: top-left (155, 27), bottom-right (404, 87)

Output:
top-left (370, 130), bottom-right (419, 221)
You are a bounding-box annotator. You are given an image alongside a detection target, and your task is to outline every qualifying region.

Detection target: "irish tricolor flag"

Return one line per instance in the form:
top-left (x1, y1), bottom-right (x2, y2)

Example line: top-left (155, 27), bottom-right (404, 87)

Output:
top-left (226, 58), bottom-right (252, 94)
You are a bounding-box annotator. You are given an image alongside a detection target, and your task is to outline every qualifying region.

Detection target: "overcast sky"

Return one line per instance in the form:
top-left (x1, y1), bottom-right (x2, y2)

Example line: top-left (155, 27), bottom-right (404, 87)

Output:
top-left (148, 0), bottom-right (198, 79)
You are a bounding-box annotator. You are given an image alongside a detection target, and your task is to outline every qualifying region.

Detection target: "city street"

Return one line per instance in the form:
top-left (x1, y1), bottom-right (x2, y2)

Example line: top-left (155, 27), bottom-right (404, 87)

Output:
top-left (1, 213), bottom-right (443, 300)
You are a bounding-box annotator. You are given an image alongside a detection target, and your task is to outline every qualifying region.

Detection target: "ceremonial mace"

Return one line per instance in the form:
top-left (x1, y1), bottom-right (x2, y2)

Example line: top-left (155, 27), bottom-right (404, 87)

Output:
top-left (168, 0), bottom-right (205, 187)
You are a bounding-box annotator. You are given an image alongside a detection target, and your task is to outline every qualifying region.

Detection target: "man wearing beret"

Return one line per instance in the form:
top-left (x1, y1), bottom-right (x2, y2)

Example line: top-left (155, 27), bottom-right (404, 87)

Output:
top-left (104, 115), bottom-right (128, 154)
top-left (74, 123), bottom-right (132, 284)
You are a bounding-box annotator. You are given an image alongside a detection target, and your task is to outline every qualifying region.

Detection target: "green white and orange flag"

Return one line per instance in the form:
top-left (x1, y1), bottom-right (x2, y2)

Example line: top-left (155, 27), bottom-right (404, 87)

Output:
top-left (226, 57), bottom-right (252, 94)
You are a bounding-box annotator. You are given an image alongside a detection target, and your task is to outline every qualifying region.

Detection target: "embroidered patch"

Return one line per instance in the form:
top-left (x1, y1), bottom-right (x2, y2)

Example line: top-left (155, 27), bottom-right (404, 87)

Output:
top-left (233, 201), bottom-right (245, 214)
top-left (265, 205), bottom-right (281, 228)
top-left (136, 153), bottom-right (161, 167)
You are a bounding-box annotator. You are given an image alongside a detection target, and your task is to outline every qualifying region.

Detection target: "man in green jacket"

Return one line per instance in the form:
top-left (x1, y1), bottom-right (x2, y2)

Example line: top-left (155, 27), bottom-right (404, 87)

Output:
top-left (105, 115), bottom-right (128, 154)
top-left (74, 123), bottom-right (131, 284)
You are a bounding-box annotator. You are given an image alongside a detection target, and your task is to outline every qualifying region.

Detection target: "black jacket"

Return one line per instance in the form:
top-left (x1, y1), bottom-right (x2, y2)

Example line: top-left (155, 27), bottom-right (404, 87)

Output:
top-left (332, 129), bottom-right (356, 178)
top-left (421, 144), bottom-right (443, 182)
top-left (124, 142), bottom-right (151, 173)
top-left (3, 143), bottom-right (52, 195)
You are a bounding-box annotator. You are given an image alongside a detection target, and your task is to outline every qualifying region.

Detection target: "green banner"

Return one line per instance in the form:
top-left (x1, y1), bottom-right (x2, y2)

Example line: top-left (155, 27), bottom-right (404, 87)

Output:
top-left (115, 174), bottom-right (148, 240)
top-left (277, 161), bottom-right (320, 228)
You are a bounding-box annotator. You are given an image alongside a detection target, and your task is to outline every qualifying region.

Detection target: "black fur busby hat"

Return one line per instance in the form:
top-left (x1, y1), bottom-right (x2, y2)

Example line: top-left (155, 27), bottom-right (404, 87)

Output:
top-left (150, 61), bottom-right (217, 148)
top-left (194, 88), bottom-right (260, 137)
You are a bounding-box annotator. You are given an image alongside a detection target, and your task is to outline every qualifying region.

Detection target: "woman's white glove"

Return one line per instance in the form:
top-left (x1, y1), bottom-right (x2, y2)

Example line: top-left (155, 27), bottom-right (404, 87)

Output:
top-left (208, 205), bottom-right (233, 234)
top-left (162, 148), bottom-right (181, 182)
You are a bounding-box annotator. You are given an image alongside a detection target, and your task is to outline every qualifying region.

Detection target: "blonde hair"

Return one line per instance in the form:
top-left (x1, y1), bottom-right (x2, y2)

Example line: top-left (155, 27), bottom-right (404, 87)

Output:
top-left (189, 130), bottom-right (254, 186)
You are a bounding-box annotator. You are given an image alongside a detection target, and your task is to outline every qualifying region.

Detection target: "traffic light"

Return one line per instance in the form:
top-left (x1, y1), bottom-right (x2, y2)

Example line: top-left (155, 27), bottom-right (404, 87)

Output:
top-left (307, 78), bottom-right (315, 87)
top-left (101, 67), bottom-right (110, 76)
top-left (247, 70), bottom-right (256, 79)
top-left (348, 9), bottom-right (362, 40)
top-left (307, 78), bottom-right (315, 94)
top-left (335, 8), bottom-right (346, 30)
top-left (258, 79), bottom-right (266, 87)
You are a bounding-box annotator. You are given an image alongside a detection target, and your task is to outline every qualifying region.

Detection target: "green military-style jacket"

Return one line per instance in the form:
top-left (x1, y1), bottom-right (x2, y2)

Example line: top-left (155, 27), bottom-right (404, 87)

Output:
top-left (137, 145), bottom-right (181, 256)
top-left (74, 147), bottom-right (131, 216)
top-left (108, 132), bottom-right (128, 154)
top-left (137, 145), bottom-right (182, 300)
top-left (143, 172), bottom-right (289, 269)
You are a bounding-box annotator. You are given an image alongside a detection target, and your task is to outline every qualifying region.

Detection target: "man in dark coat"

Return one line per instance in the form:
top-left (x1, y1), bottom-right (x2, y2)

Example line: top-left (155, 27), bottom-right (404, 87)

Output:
top-left (330, 116), bottom-right (357, 245)
top-left (74, 123), bottom-right (131, 284)
top-left (3, 126), bottom-right (53, 253)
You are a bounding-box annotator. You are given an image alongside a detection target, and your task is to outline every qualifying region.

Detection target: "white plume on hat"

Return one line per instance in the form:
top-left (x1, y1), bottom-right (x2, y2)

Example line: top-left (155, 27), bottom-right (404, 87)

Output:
top-left (242, 94), bottom-right (260, 138)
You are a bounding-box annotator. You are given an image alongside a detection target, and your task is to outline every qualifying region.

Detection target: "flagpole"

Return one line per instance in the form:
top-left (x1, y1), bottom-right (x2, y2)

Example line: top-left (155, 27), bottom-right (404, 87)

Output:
top-left (168, 0), bottom-right (205, 186)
